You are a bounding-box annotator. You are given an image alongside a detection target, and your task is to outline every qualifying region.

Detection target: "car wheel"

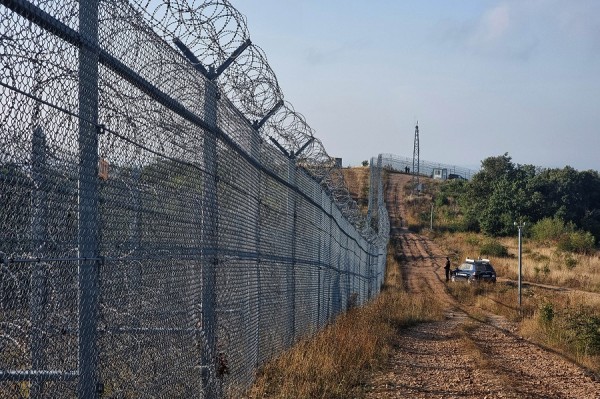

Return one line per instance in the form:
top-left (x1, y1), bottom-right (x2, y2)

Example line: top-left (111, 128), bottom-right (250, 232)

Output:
top-left (451, 275), bottom-right (456, 282)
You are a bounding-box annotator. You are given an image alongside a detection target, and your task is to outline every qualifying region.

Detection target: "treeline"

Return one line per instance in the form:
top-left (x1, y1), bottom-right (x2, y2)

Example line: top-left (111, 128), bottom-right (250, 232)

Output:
top-left (437, 153), bottom-right (600, 253)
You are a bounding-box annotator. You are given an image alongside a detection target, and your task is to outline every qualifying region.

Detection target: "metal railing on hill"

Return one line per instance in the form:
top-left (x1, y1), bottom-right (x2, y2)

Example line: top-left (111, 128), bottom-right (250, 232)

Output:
top-left (0, 1), bottom-right (389, 398)
top-left (378, 153), bottom-right (478, 180)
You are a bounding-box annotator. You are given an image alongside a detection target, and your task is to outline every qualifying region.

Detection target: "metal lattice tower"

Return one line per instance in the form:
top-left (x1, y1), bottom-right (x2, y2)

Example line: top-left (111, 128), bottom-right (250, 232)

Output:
top-left (412, 122), bottom-right (420, 190)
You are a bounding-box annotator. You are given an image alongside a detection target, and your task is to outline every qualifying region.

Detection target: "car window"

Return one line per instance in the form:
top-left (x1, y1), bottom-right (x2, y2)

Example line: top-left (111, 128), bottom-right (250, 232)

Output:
top-left (459, 263), bottom-right (472, 271)
top-left (474, 263), bottom-right (494, 272)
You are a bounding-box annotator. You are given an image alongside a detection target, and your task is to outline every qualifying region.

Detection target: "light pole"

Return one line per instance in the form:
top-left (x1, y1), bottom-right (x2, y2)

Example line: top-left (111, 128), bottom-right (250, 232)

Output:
top-left (430, 202), bottom-right (434, 230)
top-left (514, 221), bottom-right (526, 306)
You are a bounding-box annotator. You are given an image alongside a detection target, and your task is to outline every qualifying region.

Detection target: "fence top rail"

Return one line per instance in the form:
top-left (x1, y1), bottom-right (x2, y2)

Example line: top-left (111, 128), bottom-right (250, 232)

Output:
top-left (0, 0), bottom-right (383, 250)
top-left (376, 153), bottom-right (478, 179)
top-left (0, 2), bottom-right (392, 397)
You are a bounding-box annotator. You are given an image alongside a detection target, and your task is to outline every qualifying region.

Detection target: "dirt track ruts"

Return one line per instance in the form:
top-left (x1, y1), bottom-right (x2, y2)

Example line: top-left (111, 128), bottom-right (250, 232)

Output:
top-left (365, 173), bottom-right (600, 399)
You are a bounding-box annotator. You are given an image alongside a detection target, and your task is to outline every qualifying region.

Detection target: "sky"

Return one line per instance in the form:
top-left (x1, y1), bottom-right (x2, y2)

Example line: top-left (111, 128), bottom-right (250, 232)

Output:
top-left (229, 0), bottom-right (600, 171)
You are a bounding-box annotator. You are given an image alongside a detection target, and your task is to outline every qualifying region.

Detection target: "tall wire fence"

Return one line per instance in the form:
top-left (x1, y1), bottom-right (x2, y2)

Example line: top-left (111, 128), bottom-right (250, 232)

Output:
top-left (379, 153), bottom-right (477, 180)
top-left (0, 1), bottom-right (389, 398)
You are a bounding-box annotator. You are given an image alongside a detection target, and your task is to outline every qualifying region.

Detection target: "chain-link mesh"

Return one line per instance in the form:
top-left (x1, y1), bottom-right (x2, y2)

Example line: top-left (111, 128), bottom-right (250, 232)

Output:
top-left (0, 1), bottom-right (389, 398)
top-left (378, 153), bottom-right (477, 180)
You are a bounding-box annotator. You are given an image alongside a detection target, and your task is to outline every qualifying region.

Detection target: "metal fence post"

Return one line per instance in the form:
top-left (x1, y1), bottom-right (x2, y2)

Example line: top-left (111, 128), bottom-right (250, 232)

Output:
top-left (78, 0), bottom-right (100, 397)
top-left (251, 129), bottom-right (262, 369)
top-left (287, 159), bottom-right (297, 344)
top-left (130, 168), bottom-right (142, 357)
top-left (31, 126), bottom-right (47, 398)
top-left (367, 252), bottom-right (372, 299)
top-left (316, 185), bottom-right (322, 329)
top-left (328, 201), bottom-right (337, 318)
top-left (367, 158), bottom-right (374, 228)
top-left (345, 235), bottom-right (350, 309)
top-left (132, 167), bottom-right (142, 256)
top-left (323, 198), bottom-right (328, 321)
top-left (1, 2), bottom-right (393, 395)
top-left (201, 79), bottom-right (219, 399)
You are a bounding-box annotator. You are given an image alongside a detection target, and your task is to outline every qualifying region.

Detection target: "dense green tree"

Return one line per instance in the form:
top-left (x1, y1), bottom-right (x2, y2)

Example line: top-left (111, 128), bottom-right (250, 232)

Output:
top-left (463, 154), bottom-right (535, 235)
top-left (435, 153), bottom-right (600, 246)
top-left (530, 167), bottom-right (600, 236)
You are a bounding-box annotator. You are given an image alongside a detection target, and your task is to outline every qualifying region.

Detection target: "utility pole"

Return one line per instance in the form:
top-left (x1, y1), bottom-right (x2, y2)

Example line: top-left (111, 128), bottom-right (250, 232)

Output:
top-left (412, 122), bottom-right (420, 192)
top-left (514, 222), bottom-right (526, 306)
top-left (430, 202), bottom-right (434, 230)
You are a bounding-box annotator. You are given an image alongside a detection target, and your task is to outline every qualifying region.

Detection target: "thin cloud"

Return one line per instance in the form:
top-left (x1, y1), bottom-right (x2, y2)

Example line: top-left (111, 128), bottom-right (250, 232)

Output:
top-left (438, 1), bottom-right (600, 61)
top-left (554, 1), bottom-right (600, 55)
top-left (304, 39), bottom-right (370, 66)
top-left (438, 2), bottom-right (538, 61)
top-left (473, 3), bottom-right (511, 44)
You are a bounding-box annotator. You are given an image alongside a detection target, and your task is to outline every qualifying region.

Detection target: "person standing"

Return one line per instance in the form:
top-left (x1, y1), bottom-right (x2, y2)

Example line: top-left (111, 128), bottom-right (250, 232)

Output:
top-left (444, 257), bottom-right (451, 282)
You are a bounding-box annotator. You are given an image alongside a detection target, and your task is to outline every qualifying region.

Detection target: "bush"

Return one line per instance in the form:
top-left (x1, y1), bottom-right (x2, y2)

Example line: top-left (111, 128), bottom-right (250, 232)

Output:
top-left (565, 256), bottom-right (577, 270)
top-left (465, 234), bottom-right (481, 247)
top-left (542, 264), bottom-right (551, 275)
top-left (557, 231), bottom-right (596, 254)
top-left (531, 217), bottom-right (574, 242)
top-left (529, 252), bottom-right (550, 262)
top-left (565, 307), bottom-right (600, 356)
top-left (539, 302), bottom-right (555, 324)
top-left (532, 217), bottom-right (595, 254)
top-left (479, 239), bottom-right (509, 257)
top-left (534, 264), bottom-right (551, 277)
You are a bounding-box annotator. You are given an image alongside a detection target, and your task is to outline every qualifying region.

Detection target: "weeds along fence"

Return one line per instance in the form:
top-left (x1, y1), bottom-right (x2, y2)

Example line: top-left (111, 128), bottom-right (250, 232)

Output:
top-left (0, 1), bottom-right (389, 398)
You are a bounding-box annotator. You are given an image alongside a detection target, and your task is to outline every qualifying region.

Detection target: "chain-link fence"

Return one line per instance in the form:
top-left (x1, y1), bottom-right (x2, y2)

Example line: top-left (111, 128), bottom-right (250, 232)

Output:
top-left (379, 153), bottom-right (477, 180)
top-left (0, 1), bottom-right (389, 398)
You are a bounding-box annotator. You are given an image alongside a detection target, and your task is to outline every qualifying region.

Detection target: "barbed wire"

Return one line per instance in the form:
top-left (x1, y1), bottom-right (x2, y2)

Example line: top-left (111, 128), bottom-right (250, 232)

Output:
top-left (0, 1), bottom-right (388, 397)
top-left (125, 0), bottom-right (369, 231)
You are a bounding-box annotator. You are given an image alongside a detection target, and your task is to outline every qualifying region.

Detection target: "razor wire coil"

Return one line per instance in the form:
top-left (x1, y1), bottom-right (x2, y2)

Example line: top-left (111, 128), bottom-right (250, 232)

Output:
top-left (0, 1), bottom-right (389, 397)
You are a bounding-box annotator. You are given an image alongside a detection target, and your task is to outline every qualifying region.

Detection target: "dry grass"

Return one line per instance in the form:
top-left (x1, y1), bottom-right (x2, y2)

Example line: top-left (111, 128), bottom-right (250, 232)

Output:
top-left (246, 309), bottom-right (389, 399)
top-left (341, 167), bottom-right (370, 214)
top-left (436, 232), bottom-right (600, 293)
top-left (395, 176), bottom-right (442, 232)
top-left (438, 232), bottom-right (600, 373)
top-left (244, 244), bottom-right (444, 399)
top-left (498, 239), bottom-right (600, 292)
top-left (447, 280), bottom-right (600, 372)
top-left (419, 237), bottom-right (600, 375)
top-left (519, 290), bottom-right (600, 370)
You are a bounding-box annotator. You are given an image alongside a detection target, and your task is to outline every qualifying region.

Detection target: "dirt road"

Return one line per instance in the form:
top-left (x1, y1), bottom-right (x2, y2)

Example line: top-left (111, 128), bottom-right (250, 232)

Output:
top-left (365, 173), bottom-right (600, 399)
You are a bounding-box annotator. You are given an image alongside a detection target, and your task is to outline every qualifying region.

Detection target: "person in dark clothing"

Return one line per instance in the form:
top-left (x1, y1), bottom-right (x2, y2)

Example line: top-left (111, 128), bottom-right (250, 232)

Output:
top-left (444, 257), bottom-right (451, 282)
